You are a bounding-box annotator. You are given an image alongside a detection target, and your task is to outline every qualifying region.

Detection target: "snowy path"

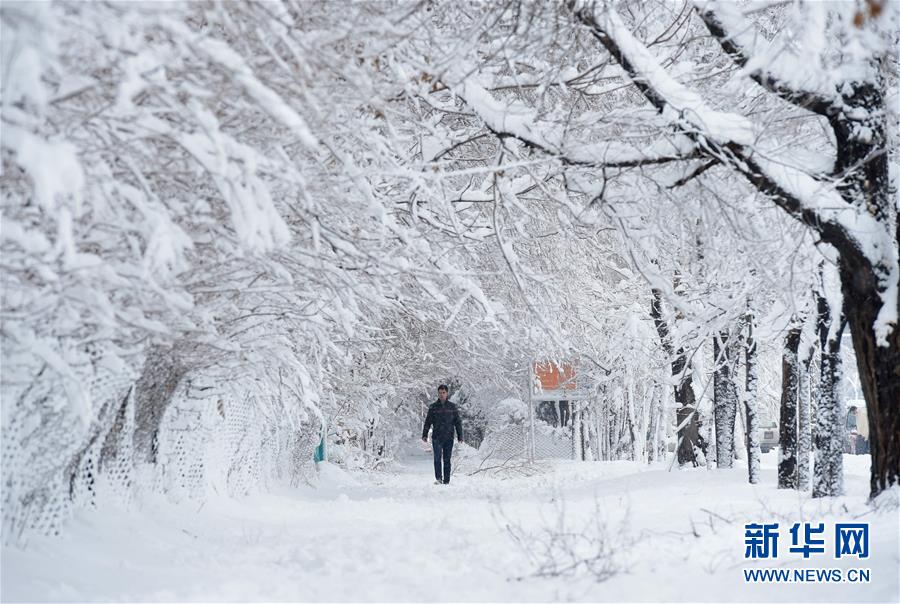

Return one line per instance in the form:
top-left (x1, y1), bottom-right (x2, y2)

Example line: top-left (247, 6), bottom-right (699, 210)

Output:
top-left (3, 452), bottom-right (897, 602)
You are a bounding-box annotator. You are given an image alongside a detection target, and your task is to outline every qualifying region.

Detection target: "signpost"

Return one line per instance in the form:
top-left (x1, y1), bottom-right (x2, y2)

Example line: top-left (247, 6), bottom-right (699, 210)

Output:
top-left (528, 360), bottom-right (592, 461)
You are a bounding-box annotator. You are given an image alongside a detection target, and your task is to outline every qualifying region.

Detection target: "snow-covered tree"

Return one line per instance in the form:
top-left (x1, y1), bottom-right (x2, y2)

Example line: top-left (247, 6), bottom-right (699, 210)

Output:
top-left (417, 0), bottom-right (897, 498)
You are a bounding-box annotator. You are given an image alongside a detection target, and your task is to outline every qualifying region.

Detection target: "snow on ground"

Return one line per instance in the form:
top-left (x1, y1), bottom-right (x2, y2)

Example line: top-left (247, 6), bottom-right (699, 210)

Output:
top-left (3, 451), bottom-right (897, 603)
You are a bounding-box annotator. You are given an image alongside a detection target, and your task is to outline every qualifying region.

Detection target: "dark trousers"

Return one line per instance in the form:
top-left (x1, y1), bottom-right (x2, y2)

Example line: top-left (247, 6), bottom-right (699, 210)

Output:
top-left (432, 439), bottom-right (454, 483)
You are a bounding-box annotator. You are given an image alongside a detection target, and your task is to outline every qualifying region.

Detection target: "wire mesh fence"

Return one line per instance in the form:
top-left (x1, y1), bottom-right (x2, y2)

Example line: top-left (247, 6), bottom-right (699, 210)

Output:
top-left (477, 410), bottom-right (579, 466)
top-left (1, 356), bottom-right (321, 545)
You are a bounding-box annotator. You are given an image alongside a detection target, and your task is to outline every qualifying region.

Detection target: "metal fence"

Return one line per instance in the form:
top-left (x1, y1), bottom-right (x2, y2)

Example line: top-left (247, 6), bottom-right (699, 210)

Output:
top-left (477, 399), bottom-right (588, 464)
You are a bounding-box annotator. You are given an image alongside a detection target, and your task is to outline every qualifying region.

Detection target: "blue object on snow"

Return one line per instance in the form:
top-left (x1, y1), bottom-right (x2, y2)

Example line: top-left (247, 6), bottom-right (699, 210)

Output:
top-left (314, 436), bottom-right (325, 462)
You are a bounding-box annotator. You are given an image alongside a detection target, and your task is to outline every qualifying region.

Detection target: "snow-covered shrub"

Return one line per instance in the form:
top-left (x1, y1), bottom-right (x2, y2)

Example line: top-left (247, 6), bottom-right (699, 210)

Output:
top-left (488, 398), bottom-right (528, 430)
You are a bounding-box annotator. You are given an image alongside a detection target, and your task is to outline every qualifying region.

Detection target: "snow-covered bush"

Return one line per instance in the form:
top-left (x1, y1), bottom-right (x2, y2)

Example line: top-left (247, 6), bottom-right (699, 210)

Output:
top-left (487, 397), bottom-right (528, 430)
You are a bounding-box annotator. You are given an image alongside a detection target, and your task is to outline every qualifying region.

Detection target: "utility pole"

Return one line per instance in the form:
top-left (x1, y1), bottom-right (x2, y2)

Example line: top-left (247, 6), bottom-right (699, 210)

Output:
top-left (527, 359), bottom-right (536, 463)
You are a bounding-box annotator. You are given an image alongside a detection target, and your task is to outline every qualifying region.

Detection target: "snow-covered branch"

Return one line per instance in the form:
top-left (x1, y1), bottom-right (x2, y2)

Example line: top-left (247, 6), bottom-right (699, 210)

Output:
top-left (569, 2), bottom-right (891, 271)
top-left (693, 1), bottom-right (839, 116)
top-left (446, 69), bottom-right (700, 169)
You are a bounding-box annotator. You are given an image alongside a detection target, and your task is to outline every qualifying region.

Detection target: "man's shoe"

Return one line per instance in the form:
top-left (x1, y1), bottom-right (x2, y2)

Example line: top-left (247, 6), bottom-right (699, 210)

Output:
top-left (434, 480), bottom-right (442, 485)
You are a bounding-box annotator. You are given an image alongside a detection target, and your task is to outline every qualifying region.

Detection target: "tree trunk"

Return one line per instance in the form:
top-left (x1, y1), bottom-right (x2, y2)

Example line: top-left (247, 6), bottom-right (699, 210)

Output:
top-left (579, 406), bottom-right (587, 461)
top-left (813, 285), bottom-right (846, 497)
top-left (713, 331), bottom-right (739, 469)
top-left (832, 81), bottom-right (898, 499)
top-left (657, 381), bottom-right (669, 463)
top-left (676, 405), bottom-right (700, 466)
top-left (646, 385), bottom-right (656, 463)
top-left (745, 315), bottom-right (761, 484)
top-left (798, 342), bottom-right (815, 491)
top-left (779, 326), bottom-right (802, 489)
top-left (626, 374), bottom-right (641, 462)
top-left (647, 384), bottom-right (663, 463)
top-left (599, 398), bottom-right (608, 460)
top-left (840, 259), bottom-right (900, 499)
top-left (574, 403), bottom-right (584, 461)
top-left (673, 356), bottom-right (700, 465)
top-left (651, 288), bottom-right (701, 466)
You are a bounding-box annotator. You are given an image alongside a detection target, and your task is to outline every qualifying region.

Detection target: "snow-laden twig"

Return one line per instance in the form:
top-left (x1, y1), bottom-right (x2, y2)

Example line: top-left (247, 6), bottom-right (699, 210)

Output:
top-left (444, 65), bottom-right (700, 168)
top-left (496, 494), bottom-right (631, 582)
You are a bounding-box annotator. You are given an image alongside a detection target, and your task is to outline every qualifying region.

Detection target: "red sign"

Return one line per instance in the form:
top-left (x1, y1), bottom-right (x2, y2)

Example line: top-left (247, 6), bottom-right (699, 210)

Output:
top-left (533, 361), bottom-right (576, 391)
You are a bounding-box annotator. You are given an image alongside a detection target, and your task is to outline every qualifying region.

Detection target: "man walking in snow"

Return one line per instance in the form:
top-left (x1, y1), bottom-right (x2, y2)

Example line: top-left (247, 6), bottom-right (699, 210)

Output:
top-left (421, 384), bottom-right (463, 484)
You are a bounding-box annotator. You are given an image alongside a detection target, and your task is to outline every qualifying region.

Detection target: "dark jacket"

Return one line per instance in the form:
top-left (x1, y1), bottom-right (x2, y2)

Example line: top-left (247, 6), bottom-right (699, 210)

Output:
top-left (422, 400), bottom-right (463, 443)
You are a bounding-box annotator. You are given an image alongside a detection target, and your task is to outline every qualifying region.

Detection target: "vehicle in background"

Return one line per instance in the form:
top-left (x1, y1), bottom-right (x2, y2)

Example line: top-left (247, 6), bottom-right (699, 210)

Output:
top-left (759, 421), bottom-right (778, 453)
top-left (845, 400), bottom-right (869, 454)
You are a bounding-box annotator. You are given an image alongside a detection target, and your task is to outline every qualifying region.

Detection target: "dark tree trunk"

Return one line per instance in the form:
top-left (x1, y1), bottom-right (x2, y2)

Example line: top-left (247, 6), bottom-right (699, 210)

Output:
top-left (713, 331), bottom-right (739, 469)
top-left (745, 315), bottom-right (760, 484)
top-left (651, 289), bottom-right (700, 466)
top-left (813, 285), bottom-right (846, 497)
top-left (779, 326), bottom-right (802, 489)
top-left (579, 406), bottom-right (587, 461)
top-left (676, 405), bottom-right (700, 466)
top-left (672, 353), bottom-right (699, 465)
top-left (832, 80), bottom-right (900, 500)
top-left (840, 259), bottom-right (900, 499)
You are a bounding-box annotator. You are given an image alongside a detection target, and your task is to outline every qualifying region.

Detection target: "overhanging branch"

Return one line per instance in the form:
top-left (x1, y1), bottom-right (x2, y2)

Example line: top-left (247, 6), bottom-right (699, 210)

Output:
top-left (568, 1), bottom-right (872, 268)
top-left (693, 2), bottom-right (838, 117)
top-left (442, 68), bottom-right (700, 169)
